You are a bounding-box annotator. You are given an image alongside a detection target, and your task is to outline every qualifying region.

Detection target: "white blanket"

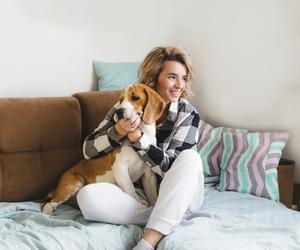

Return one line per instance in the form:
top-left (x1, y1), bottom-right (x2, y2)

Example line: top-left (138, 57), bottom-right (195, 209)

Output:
top-left (0, 188), bottom-right (299, 250)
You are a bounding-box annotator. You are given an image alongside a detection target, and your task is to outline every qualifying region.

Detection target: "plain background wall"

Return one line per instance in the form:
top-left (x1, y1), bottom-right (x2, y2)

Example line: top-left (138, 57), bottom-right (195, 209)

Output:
top-left (0, 0), bottom-right (299, 182)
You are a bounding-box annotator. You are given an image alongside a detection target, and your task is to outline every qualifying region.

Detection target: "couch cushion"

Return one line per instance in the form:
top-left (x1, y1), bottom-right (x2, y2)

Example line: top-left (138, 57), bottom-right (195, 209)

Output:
top-left (72, 91), bottom-right (120, 142)
top-left (0, 97), bottom-right (82, 201)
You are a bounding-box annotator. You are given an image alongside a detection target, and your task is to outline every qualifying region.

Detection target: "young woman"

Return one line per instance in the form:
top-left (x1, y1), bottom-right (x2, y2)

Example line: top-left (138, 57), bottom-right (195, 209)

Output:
top-left (77, 46), bottom-right (204, 250)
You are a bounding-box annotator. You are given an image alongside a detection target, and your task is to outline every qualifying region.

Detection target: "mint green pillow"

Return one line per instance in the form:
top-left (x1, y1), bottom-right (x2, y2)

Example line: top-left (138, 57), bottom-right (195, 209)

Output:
top-left (94, 61), bottom-right (140, 91)
top-left (197, 120), bottom-right (247, 178)
top-left (218, 131), bottom-right (289, 201)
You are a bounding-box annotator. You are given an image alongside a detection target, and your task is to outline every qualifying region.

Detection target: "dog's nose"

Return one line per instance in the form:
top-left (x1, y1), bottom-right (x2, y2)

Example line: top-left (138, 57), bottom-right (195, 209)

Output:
top-left (115, 108), bottom-right (125, 120)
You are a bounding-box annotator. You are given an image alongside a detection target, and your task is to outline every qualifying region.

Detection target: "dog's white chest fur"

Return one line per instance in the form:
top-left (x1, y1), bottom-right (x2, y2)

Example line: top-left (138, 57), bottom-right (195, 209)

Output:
top-left (113, 146), bottom-right (146, 182)
top-left (95, 123), bottom-right (155, 184)
top-left (94, 147), bottom-right (144, 184)
top-left (95, 171), bottom-right (116, 184)
top-left (96, 122), bottom-right (158, 206)
top-left (113, 123), bottom-right (155, 182)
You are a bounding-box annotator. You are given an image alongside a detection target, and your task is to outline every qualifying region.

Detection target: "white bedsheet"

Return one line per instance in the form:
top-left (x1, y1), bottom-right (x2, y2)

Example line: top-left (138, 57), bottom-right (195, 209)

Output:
top-left (0, 188), bottom-right (299, 250)
top-left (158, 188), bottom-right (300, 250)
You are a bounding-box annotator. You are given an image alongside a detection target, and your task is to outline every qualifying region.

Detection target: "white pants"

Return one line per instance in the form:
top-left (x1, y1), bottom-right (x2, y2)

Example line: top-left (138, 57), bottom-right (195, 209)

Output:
top-left (77, 149), bottom-right (204, 235)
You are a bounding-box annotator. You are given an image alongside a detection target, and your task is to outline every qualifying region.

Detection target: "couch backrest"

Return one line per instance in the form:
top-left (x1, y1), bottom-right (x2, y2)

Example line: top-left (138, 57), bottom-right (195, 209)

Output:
top-left (0, 97), bottom-right (82, 201)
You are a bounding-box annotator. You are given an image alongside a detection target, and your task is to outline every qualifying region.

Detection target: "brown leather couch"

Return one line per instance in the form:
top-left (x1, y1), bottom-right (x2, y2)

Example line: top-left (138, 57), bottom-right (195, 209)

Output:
top-left (0, 91), bottom-right (119, 202)
top-left (0, 91), bottom-right (294, 208)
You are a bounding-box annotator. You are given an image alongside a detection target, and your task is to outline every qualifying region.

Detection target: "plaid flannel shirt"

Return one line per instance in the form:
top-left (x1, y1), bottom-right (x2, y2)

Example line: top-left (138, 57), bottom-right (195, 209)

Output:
top-left (83, 97), bottom-right (200, 177)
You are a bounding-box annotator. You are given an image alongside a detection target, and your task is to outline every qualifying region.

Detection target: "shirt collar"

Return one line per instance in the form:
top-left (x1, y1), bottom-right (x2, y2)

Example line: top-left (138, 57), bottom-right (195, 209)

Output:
top-left (165, 100), bottom-right (179, 123)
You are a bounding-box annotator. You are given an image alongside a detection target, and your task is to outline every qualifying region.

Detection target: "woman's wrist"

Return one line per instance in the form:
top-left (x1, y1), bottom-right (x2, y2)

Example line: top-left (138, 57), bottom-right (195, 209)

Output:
top-left (127, 128), bottom-right (142, 142)
top-left (115, 122), bottom-right (127, 137)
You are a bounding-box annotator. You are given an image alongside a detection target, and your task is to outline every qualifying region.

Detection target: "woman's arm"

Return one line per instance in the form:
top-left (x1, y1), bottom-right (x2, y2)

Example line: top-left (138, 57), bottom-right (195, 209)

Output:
top-left (83, 102), bottom-right (124, 159)
top-left (131, 110), bottom-right (200, 176)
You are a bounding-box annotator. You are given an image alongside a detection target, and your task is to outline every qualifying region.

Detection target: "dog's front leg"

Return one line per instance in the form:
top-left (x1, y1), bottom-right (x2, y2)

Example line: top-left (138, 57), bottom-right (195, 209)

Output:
top-left (142, 166), bottom-right (158, 207)
top-left (112, 163), bottom-right (149, 207)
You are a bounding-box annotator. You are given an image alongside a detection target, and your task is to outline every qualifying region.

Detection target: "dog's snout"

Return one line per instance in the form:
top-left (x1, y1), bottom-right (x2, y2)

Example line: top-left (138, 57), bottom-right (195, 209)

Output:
top-left (115, 108), bottom-right (125, 120)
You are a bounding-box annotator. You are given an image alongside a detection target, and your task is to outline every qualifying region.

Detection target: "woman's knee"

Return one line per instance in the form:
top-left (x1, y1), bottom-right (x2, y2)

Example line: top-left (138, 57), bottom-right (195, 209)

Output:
top-left (176, 149), bottom-right (203, 176)
top-left (77, 184), bottom-right (92, 206)
top-left (76, 182), bottom-right (116, 220)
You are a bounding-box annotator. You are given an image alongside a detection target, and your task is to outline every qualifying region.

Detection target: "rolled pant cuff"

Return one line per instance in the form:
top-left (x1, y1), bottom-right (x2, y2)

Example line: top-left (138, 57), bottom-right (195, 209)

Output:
top-left (146, 217), bottom-right (174, 235)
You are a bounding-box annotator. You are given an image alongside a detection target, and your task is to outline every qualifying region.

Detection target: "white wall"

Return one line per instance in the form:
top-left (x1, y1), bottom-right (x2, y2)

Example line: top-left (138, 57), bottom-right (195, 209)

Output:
top-left (1, 0), bottom-right (300, 182)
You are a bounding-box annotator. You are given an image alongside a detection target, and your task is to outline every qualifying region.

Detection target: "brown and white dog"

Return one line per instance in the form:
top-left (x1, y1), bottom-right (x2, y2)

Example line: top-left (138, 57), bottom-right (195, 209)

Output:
top-left (42, 83), bottom-right (165, 214)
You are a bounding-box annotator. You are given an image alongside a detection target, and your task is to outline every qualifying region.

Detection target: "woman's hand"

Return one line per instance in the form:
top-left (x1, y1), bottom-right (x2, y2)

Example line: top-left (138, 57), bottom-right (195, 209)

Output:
top-left (127, 128), bottom-right (142, 142)
top-left (115, 116), bottom-right (141, 137)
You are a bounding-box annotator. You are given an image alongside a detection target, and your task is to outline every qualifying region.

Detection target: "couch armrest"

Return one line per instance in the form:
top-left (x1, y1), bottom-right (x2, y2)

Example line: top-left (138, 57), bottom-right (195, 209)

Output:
top-left (277, 159), bottom-right (295, 208)
top-left (72, 91), bottom-right (120, 143)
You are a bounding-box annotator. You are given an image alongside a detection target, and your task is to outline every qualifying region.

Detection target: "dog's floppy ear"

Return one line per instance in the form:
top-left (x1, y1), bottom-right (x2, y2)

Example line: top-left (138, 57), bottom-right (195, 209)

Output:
top-left (142, 86), bottom-right (165, 124)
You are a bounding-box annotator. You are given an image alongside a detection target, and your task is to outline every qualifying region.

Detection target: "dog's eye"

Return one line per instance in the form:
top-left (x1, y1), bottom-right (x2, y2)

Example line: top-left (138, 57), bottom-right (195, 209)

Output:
top-left (131, 95), bottom-right (140, 101)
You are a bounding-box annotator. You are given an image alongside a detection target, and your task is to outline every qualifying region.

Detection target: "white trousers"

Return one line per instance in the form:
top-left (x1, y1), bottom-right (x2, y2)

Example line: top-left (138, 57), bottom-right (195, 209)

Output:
top-left (76, 149), bottom-right (204, 235)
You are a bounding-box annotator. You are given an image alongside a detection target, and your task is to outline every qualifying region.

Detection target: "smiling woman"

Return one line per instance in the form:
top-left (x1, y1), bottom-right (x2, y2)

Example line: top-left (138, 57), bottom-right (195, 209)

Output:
top-left (156, 61), bottom-right (187, 104)
top-left (138, 46), bottom-right (194, 99)
top-left (77, 46), bottom-right (203, 250)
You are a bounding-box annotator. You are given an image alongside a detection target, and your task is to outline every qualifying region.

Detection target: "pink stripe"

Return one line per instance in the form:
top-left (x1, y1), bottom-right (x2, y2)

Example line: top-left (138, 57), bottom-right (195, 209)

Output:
top-left (252, 133), bottom-right (270, 195)
top-left (274, 132), bottom-right (289, 140)
top-left (211, 147), bottom-right (221, 175)
top-left (199, 125), bottom-right (212, 144)
top-left (266, 157), bottom-right (280, 165)
top-left (227, 134), bottom-right (244, 190)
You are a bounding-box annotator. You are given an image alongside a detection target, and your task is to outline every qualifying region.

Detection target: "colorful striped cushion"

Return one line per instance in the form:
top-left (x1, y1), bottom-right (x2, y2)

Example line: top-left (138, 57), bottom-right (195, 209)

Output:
top-left (218, 131), bottom-right (289, 201)
top-left (197, 120), bottom-right (247, 177)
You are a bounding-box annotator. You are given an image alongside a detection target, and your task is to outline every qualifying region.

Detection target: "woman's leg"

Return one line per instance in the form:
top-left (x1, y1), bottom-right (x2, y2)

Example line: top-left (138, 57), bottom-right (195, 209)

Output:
top-left (76, 182), bottom-right (152, 225)
top-left (147, 149), bottom-right (204, 234)
top-left (134, 149), bottom-right (204, 249)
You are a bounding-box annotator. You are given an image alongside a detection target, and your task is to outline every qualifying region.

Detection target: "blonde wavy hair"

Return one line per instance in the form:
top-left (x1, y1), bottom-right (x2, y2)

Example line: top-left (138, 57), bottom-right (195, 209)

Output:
top-left (138, 46), bottom-right (194, 98)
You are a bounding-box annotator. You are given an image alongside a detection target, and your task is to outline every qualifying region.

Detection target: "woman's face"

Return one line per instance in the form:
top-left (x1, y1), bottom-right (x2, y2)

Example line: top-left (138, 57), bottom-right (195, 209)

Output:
top-left (156, 60), bottom-right (187, 104)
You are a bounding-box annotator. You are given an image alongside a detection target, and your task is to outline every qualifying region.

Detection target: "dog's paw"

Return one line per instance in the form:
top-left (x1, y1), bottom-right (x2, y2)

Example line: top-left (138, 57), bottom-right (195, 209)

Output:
top-left (42, 202), bottom-right (55, 214)
top-left (134, 190), bottom-right (150, 207)
top-left (140, 199), bottom-right (150, 207)
top-left (148, 197), bottom-right (157, 207)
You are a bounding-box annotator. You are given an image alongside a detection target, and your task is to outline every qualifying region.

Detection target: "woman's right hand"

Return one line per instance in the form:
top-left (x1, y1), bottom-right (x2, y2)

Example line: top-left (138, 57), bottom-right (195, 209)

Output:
top-left (115, 117), bottom-right (141, 137)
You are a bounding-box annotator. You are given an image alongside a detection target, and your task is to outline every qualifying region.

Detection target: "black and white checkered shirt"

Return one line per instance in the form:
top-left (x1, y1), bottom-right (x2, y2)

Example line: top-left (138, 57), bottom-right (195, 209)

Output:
top-left (83, 98), bottom-right (200, 177)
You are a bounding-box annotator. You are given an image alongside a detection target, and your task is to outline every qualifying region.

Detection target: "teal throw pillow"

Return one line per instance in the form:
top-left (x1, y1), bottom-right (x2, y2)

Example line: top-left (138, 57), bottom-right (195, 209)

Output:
top-left (94, 61), bottom-right (140, 91)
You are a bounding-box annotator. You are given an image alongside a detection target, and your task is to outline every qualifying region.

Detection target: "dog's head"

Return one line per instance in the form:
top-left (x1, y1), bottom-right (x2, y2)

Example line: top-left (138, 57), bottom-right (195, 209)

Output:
top-left (114, 83), bottom-right (165, 124)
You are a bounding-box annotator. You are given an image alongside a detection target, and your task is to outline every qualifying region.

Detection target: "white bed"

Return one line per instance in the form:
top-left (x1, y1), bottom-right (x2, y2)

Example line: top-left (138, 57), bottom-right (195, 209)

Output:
top-left (0, 187), bottom-right (299, 250)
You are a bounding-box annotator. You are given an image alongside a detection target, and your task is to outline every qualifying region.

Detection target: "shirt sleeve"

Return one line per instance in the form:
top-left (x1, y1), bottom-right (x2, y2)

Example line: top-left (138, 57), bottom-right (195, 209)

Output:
top-left (83, 102), bottom-right (124, 159)
top-left (131, 110), bottom-right (200, 176)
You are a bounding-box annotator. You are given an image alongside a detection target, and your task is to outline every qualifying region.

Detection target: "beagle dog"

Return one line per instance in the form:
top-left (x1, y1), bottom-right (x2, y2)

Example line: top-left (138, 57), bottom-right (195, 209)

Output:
top-left (42, 83), bottom-right (165, 214)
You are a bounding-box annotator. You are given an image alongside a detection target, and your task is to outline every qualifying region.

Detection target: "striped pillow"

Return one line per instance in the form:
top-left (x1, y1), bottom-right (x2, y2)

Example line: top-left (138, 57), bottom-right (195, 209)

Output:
top-left (197, 120), bottom-right (247, 177)
top-left (218, 131), bottom-right (289, 201)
